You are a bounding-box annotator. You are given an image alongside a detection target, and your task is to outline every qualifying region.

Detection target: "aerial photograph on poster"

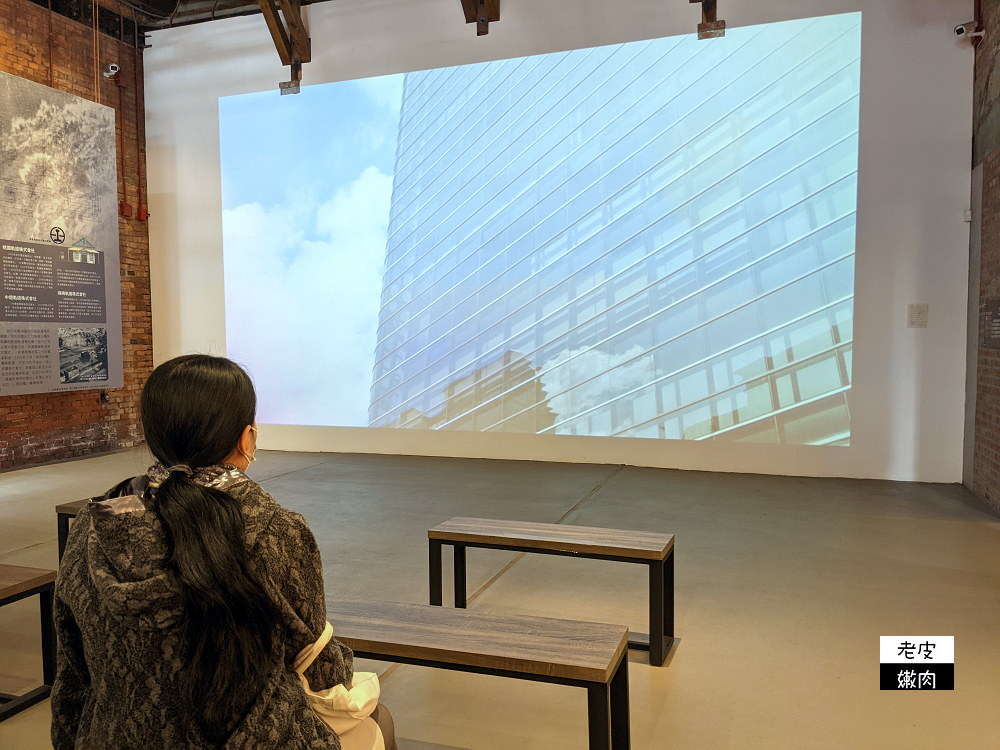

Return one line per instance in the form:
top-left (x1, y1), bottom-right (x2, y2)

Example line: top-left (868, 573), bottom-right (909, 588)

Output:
top-left (0, 70), bottom-right (123, 395)
top-left (57, 326), bottom-right (109, 384)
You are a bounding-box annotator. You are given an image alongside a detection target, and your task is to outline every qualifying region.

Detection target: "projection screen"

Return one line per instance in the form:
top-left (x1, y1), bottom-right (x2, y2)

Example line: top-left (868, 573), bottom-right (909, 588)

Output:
top-left (220, 12), bottom-right (860, 446)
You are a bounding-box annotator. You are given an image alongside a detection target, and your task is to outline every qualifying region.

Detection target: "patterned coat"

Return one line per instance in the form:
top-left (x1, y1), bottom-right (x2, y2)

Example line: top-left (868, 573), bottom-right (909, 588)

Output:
top-left (51, 464), bottom-right (353, 749)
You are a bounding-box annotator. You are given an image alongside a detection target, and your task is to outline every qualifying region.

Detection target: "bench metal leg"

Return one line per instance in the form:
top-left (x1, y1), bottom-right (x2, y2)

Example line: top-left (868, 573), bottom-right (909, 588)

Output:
top-left (58, 513), bottom-right (70, 561)
top-left (664, 550), bottom-right (674, 644)
top-left (610, 654), bottom-right (630, 749)
top-left (429, 540), bottom-right (443, 606)
top-left (588, 656), bottom-right (629, 750)
top-left (649, 561), bottom-right (663, 666)
top-left (0, 685), bottom-right (51, 722)
top-left (648, 552), bottom-right (674, 667)
top-left (40, 586), bottom-right (55, 686)
top-left (454, 544), bottom-right (467, 608)
top-left (0, 586), bottom-right (56, 723)
top-left (587, 681), bottom-right (612, 750)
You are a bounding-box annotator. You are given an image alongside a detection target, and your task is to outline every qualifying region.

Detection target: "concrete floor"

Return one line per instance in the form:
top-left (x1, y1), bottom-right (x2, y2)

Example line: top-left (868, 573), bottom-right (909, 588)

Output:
top-left (1, 447), bottom-right (998, 748)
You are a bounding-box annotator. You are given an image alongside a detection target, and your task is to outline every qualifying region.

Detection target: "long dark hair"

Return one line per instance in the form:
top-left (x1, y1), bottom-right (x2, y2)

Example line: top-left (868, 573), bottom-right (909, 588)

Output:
top-left (140, 355), bottom-right (281, 741)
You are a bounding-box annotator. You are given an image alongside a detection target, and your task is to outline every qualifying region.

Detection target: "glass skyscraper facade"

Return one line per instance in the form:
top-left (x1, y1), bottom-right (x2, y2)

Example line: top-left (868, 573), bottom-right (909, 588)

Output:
top-left (369, 13), bottom-right (860, 445)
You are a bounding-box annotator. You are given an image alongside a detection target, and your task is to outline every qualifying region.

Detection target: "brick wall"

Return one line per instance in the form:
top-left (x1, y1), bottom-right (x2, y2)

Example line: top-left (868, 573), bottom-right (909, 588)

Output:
top-left (974, 149), bottom-right (1000, 513)
top-left (974, 1), bottom-right (1000, 514)
top-left (0, 0), bottom-right (151, 470)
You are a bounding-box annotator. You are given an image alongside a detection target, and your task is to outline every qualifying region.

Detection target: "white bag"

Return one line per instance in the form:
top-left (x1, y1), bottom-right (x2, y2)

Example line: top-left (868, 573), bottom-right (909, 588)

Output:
top-left (294, 621), bottom-right (384, 750)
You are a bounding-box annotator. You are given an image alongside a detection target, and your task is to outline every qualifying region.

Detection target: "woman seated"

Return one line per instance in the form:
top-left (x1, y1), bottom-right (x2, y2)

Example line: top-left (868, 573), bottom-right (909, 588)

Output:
top-left (51, 354), bottom-right (393, 749)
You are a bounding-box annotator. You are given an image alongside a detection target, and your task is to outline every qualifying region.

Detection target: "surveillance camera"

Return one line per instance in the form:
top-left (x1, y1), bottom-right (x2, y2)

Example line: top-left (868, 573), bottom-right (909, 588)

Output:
top-left (955, 21), bottom-right (985, 39)
top-left (102, 63), bottom-right (120, 78)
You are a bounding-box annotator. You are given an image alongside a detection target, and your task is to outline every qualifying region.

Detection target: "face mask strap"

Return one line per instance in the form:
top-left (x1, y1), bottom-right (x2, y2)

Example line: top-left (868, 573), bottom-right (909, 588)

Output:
top-left (241, 425), bottom-right (258, 465)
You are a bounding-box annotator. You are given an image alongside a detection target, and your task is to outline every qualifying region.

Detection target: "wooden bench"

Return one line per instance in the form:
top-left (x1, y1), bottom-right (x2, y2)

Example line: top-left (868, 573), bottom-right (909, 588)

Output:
top-left (328, 599), bottom-right (630, 750)
top-left (56, 498), bottom-right (88, 560)
top-left (429, 517), bottom-right (674, 666)
top-left (0, 565), bottom-right (57, 721)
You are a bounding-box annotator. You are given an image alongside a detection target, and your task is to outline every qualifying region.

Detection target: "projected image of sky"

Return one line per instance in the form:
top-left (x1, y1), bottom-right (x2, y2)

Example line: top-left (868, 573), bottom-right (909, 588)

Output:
top-left (221, 12), bottom-right (861, 445)
top-left (221, 75), bottom-right (403, 426)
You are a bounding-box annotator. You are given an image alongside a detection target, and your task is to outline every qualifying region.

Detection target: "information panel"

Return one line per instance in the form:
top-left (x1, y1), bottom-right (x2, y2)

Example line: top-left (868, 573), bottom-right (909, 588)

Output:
top-left (0, 71), bottom-right (123, 395)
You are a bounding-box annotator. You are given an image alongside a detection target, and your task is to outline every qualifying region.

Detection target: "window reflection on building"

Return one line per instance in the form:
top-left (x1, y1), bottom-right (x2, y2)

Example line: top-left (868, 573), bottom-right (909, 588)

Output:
top-left (377, 349), bottom-right (557, 433)
top-left (369, 13), bottom-right (861, 445)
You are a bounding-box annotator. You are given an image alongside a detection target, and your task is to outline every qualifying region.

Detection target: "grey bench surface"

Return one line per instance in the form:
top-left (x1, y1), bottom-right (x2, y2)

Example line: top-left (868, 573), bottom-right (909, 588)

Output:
top-left (327, 599), bottom-right (631, 749)
top-left (428, 517), bottom-right (675, 667)
top-left (0, 564), bottom-right (56, 603)
top-left (56, 498), bottom-right (88, 517)
top-left (329, 598), bottom-right (628, 682)
top-left (57, 498), bottom-right (90, 560)
top-left (429, 517), bottom-right (674, 560)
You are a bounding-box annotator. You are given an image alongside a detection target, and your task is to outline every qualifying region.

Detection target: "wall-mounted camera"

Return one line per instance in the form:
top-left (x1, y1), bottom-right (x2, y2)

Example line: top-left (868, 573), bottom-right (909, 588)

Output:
top-left (102, 63), bottom-right (121, 79)
top-left (954, 21), bottom-right (985, 39)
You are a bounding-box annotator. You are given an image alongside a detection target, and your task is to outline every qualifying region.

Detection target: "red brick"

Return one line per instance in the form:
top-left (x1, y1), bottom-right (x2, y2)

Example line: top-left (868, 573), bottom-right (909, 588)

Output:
top-left (0, 0), bottom-right (150, 470)
top-left (975, 145), bottom-right (1000, 511)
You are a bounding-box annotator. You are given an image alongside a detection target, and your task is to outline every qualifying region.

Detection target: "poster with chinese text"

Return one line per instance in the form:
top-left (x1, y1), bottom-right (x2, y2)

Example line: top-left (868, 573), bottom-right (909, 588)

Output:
top-left (0, 71), bottom-right (123, 395)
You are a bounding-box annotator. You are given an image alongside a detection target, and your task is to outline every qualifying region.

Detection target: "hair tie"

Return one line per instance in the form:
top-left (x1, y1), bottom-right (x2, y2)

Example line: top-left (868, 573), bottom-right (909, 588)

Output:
top-left (166, 464), bottom-right (193, 476)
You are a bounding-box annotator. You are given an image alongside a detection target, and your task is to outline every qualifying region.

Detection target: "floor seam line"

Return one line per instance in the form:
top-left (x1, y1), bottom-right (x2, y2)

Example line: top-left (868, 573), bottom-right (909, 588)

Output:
top-left (554, 464), bottom-right (624, 525)
top-left (0, 538), bottom-right (52, 561)
top-left (253, 458), bottom-right (338, 485)
top-left (466, 551), bottom-right (528, 605)
top-left (465, 464), bottom-right (624, 606)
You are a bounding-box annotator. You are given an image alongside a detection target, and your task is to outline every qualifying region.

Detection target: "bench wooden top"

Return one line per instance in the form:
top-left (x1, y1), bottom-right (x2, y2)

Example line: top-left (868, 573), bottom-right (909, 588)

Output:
top-left (327, 599), bottom-right (628, 684)
top-left (56, 498), bottom-right (89, 516)
top-left (429, 517), bottom-right (674, 560)
top-left (0, 564), bottom-right (56, 600)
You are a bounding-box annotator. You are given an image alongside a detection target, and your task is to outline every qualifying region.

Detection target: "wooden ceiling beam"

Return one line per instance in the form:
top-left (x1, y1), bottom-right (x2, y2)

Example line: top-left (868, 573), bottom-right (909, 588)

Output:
top-left (257, 0), bottom-right (292, 65)
top-left (277, 0), bottom-right (311, 62)
top-left (256, 0), bottom-right (310, 91)
top-left (689, 0), bottom-right (725, 40)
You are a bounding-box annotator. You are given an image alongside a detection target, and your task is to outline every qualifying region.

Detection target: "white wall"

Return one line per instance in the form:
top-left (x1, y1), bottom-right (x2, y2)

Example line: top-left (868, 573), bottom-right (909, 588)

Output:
top-left (144, 0), bottom-right (974, 482)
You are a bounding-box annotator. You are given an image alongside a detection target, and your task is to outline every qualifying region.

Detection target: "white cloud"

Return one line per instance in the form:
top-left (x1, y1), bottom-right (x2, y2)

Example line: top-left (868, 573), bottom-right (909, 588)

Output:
top-left (354, 75), bottom-right (404, 110)
top-left (223, 166), bottom-right (393, 426)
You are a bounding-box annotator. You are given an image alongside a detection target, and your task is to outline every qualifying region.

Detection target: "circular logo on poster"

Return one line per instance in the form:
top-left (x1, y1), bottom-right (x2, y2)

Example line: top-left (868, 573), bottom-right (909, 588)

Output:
top-left (50, 227), bottom-right (66, 244)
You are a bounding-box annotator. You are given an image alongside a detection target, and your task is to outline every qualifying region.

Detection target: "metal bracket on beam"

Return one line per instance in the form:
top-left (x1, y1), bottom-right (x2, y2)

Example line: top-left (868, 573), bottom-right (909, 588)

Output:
top-left (690, 0), bottom-right (725, 40)
top-left (460, 0), bottom-right (499, 36)
top-left (280, 61), bottom-right (302, 95)
top-left (257, 0), bottom-right (310, 91)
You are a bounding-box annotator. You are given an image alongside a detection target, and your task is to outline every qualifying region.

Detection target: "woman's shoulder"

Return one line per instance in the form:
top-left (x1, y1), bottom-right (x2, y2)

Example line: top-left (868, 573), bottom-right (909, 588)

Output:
top-left (228, 479), bottom-right (317, 551)
top-left (102, 474), bottom-right (150, 500)
top-left (261, 503), bottom-right (318, 550)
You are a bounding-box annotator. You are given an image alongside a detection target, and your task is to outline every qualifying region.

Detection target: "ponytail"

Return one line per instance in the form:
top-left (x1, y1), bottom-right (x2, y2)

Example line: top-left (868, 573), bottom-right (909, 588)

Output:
top-left (140, 355), bottom-right (282, 740)
top-left (156, 473), bottom-right (281, 739)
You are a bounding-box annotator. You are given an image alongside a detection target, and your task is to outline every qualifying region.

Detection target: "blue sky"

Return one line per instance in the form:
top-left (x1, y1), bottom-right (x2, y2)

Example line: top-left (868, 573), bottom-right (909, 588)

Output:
top-left (220, 77), bottom-right (402, 212)
top-left (220, 74), bottom-right (404, 426)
